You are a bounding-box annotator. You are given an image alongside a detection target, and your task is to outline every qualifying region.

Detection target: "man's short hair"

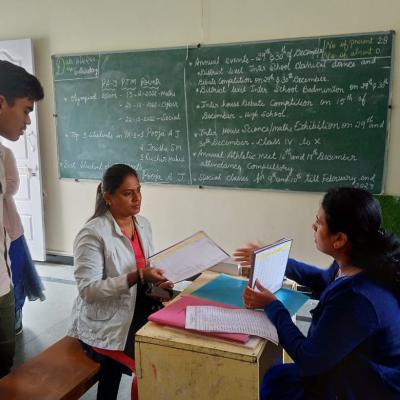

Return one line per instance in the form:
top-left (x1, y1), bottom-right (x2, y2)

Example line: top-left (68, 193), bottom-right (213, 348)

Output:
top-left (0, 60), bottom-right (44, 104)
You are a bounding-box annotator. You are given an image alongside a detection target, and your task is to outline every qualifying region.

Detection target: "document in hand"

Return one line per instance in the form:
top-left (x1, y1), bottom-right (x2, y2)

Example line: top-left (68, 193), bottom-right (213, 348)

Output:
top-left (250, 239), bottom-right (292, 293)
top-left (149, 231), bottom-right (229, 283)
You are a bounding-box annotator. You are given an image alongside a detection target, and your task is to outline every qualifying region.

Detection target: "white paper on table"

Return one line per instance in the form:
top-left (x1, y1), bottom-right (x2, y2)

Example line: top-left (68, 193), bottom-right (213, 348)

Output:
top-left (185, 306), bottom-right (279, 345)
top-left (149, 231), bottom-right (229, 283)
top-left (242, 336), bottom-right (261, 349)
top-left (250, 239), bottom-right (292, 293)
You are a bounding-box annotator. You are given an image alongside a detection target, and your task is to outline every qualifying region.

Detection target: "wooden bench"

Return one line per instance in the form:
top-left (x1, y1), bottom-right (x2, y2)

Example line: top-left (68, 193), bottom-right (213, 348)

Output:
top-left (0, 336), bottom-right (100, 400)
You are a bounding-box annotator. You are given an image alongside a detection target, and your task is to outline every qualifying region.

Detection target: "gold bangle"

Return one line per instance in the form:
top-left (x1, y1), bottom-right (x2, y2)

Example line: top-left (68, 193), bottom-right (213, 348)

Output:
top-left (138, 269), bottom-right (145, 284)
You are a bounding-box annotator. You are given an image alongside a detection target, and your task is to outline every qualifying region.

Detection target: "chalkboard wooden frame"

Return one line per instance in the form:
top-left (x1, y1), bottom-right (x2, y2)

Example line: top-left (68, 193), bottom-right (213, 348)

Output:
top-left (52, 31), bottom-right (394, 193)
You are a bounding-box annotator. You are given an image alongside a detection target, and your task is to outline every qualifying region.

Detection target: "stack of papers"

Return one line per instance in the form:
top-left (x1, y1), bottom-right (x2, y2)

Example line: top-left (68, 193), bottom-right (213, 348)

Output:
top-left (148, 295), bottom-right (250, 343)
top-left (185, 306), bottom-right (279, 345)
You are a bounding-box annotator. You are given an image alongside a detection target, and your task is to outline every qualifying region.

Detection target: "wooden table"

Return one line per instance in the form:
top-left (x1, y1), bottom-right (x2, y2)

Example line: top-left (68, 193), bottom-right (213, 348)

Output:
top-left (135, 272), bottom-right (282, 400)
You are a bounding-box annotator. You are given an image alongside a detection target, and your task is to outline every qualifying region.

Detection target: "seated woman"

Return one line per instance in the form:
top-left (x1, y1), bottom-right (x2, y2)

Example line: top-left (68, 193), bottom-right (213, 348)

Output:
top-left (235, 187), bottom-right (400, 399)
top-left (68, 164), bottom-right (171, 400)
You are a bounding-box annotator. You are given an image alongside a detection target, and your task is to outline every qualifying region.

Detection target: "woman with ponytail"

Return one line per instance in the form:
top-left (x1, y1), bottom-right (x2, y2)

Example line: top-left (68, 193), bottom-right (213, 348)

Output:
top-left (68, 164), bottom-right (172, 400)
top-left (235, 187), bottom-right (400, 399)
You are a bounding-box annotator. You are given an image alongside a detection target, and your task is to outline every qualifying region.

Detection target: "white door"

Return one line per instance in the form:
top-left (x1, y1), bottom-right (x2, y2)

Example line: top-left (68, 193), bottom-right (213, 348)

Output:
top-left (0, 38), bottom-right (46, 261)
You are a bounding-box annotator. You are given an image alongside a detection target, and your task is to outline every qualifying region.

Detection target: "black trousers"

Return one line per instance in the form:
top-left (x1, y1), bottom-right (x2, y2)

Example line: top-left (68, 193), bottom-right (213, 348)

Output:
top-left (81, 342), bottom-right (132, 400)
top-left (0, 288), bottom-right (15, 378)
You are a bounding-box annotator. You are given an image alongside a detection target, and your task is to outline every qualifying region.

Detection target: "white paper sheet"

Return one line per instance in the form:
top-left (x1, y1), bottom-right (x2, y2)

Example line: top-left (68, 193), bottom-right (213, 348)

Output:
top-left (185, 306), bottom-right (279, 344)
top-left (172, 280), bottom-right (192, 292)
top-left (149, 231), bottom-right (229, 283)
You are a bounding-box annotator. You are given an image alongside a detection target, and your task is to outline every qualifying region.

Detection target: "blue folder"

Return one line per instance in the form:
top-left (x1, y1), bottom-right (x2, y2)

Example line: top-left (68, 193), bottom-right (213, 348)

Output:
top-left (191, 274), bottom-right (309, 316)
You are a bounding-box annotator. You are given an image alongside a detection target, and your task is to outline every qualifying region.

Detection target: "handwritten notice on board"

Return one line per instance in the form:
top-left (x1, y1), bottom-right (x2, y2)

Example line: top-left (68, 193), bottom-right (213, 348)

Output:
top-left (53, 32), bottom-right (393, 192)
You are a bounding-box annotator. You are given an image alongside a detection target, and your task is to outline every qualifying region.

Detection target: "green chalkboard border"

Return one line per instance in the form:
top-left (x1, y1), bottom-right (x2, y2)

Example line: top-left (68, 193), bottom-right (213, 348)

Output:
top-left (195, 30), bottom-right (395, 49)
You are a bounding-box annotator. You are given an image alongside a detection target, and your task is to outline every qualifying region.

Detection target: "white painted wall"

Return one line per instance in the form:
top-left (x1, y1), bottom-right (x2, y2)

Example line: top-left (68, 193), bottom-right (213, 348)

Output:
top-left (0, 0), bottom-right (399, 266)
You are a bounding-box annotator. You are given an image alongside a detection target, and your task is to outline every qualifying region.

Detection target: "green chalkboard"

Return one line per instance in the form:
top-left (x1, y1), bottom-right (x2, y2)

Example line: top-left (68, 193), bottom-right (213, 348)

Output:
top-left (376, 195), bottom-right (400, 237)
top-left (52, 31), bottom-right (393, 192)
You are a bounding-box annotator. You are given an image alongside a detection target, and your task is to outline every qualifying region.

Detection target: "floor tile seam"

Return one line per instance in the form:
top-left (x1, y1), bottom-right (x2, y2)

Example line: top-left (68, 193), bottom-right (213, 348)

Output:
top-left (39, 276), bottom-right (76, 285)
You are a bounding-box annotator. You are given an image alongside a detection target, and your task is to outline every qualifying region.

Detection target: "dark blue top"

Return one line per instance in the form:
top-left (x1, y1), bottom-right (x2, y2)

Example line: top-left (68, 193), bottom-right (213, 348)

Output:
top-left (265, 259), bottom-right (400, 399)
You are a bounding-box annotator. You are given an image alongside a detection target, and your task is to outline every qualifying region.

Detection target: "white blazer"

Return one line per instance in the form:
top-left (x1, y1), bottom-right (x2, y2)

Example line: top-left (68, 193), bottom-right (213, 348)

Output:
top-left (68, 211), bottom-right (154, 350)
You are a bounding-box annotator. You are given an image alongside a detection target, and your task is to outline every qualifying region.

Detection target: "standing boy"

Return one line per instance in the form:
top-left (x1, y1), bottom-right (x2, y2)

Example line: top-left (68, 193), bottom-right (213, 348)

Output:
top-left (0, 60), bottom-right (44, 377)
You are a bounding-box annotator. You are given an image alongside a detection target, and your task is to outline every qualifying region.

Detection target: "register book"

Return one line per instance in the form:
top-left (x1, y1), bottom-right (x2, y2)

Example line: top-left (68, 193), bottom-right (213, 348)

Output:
top-left (249, 239), bottom-right (292, 293)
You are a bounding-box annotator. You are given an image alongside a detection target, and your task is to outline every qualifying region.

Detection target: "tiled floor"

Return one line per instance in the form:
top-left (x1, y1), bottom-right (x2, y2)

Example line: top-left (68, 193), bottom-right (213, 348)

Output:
top-left (13, 263), bottom-right (131, 399)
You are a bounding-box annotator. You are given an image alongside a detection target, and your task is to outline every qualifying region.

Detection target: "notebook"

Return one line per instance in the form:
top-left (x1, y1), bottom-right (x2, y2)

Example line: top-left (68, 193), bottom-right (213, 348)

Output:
top-left (249, 239), bottom-right (293, 293)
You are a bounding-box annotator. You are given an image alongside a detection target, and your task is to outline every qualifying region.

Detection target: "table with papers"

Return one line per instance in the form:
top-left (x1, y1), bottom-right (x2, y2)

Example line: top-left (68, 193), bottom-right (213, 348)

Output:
top-left (135, 271), bottom-right (282, 400)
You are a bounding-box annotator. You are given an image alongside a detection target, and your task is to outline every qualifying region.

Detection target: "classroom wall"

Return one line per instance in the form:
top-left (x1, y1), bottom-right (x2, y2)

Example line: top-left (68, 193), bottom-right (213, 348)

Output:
top-left (0, 0), bottom-right (399, 266)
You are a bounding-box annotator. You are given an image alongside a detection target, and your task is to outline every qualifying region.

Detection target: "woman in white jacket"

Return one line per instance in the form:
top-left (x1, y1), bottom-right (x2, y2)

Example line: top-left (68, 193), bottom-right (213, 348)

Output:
top-left (68, 164), bottom-right (170, 400)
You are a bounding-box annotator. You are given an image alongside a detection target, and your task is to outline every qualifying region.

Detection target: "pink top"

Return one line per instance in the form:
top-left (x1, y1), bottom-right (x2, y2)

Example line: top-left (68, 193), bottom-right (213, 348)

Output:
top-left (123, 222), bottom-right (145, 270)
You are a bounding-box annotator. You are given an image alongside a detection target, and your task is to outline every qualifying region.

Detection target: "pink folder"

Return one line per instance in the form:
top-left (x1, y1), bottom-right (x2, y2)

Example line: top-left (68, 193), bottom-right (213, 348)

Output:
top-left (148, 295), bottom-right (250, 343)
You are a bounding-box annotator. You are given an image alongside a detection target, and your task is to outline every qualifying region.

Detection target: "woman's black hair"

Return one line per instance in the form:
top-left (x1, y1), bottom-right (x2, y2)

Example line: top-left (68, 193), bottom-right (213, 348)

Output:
top-left (322, 187), bottom-right (400, 298)
top-left (89, 164), bottom-right (138, 221)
